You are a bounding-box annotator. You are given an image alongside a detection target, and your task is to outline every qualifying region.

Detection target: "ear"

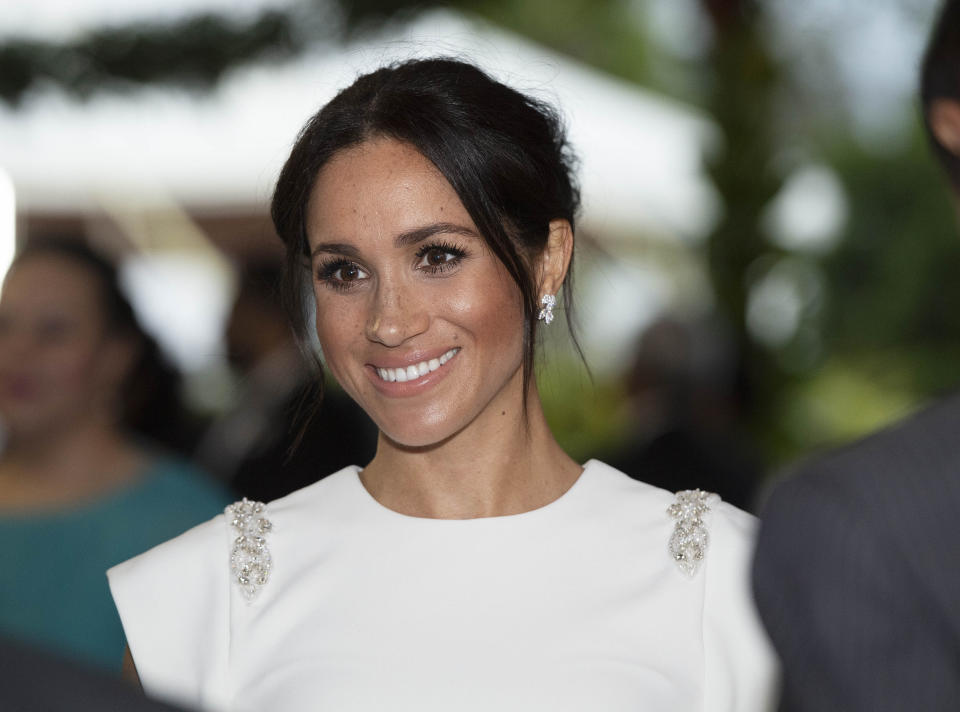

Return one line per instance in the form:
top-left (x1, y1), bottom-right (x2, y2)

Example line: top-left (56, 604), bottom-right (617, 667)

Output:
top-left (930, 98), bottom-right (960, 157)
top-left (535, 219), bottom-right (574, 299)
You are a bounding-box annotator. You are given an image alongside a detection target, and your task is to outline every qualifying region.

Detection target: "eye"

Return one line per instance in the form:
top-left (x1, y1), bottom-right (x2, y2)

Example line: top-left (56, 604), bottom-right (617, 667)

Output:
top-left (316, 259), bottom-right (369, 290)
top-left (420, 248), bottom-right (454, 268)
top-left (415, 242), bottom-right (467, 274)
top-left (334, 264), bottom-right (364, 282)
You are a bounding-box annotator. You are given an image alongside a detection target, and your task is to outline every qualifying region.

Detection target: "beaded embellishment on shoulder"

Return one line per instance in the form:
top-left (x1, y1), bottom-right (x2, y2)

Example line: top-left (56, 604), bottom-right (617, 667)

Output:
top-left (225, 498), bottom-right (273, 601)
top-left (667, 489), bottom-right (717, 577)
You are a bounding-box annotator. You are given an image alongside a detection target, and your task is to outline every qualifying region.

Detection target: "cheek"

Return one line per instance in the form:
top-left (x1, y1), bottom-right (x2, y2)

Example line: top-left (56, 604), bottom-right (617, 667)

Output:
top-left (450, 272), bottom-right (526, 357)
top-left (46, 346), bottom-right (103, 387)
top-left (313, 295), bottom-right (363, 380)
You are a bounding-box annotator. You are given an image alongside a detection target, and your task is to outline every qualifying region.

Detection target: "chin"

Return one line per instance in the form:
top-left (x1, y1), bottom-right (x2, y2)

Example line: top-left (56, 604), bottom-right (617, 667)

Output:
top-left (377, 424), bottom-right (453, 452)
top-left (374, 409), bottom-right (465, 451)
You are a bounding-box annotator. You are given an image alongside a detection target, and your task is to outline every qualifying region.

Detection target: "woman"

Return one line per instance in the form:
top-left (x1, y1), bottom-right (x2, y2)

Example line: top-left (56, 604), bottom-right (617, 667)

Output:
top-left (109, 58), bottom-right (776, 711)
top-left (0, 239), bottom-right (231, 670)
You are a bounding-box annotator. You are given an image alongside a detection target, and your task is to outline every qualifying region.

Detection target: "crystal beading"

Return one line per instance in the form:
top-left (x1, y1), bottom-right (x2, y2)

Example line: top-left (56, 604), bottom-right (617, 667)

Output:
top-left (538, 294), bottom-right (556, 324)
top-left (226, 498), bottom-right (273, 601)
top-left (667, 489), bottom-right (716, 577)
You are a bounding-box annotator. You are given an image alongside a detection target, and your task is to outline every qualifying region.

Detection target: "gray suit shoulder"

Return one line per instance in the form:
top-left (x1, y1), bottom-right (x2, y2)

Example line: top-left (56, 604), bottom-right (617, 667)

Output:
top-left (755, 392), bottom-right (960, 667)
top-left (792, 391), bottom-right (960, 487)
top-left (754, 398), bottom-right (960, 711)
top-left (761, 391), bottom-right (960, 528)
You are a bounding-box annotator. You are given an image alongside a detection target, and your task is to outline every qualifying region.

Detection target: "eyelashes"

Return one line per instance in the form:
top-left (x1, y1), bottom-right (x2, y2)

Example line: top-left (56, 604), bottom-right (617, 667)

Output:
top-left (315, 258), bottom-right (365, 291)
top-left (415, 240), bottom-right (467, 274)
top-left (315, 240), bottom-right (469, 291)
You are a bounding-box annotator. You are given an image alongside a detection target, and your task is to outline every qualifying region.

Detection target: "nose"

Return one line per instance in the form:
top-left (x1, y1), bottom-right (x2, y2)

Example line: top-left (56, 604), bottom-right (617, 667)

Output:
top-left (364, 281), bottom-right (429, 347)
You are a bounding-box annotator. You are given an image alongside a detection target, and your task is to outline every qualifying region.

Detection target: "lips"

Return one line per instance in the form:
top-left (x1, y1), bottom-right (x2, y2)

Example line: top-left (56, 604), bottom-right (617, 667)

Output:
top-left (374, 348), bottom-right (459, 383)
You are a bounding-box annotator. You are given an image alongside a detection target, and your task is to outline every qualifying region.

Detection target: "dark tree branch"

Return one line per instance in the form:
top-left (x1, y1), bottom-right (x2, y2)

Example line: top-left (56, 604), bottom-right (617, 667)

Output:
top-left (0, 10), bottom-right (314, 105)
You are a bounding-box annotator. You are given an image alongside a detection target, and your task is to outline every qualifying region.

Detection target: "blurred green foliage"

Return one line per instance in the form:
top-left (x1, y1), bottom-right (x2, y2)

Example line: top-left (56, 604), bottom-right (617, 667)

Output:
top-left (0, 10), bottom-right (308, 104)
top-left (775, 125), bottom-right (960, 454)
top-left (537, 356), bottom-right (630, 464)
top-left (3, 0), bottom-right (958, 473)
top-left (821, 128), bottom-right (960, 358)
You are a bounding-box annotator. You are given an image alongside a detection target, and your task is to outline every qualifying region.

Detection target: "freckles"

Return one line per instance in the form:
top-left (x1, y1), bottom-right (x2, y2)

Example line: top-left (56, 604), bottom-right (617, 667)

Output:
top-left (422, 401), bottom-right (447, 427)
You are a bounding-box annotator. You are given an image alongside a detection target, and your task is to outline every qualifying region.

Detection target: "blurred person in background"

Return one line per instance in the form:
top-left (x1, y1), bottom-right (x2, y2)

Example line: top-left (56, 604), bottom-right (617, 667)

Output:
top-left (0, 635), bottom-right (189, 712)
top-left (605, 316), bottom-right (761, 511)
top-left (109, 58), bottom-right (776, 711)
top-left (195, 259), bottom-right (375, 502)
top-left (752, 1), bottom-right (960, 709)
top-left (0, 238), bottom-right (232, 672)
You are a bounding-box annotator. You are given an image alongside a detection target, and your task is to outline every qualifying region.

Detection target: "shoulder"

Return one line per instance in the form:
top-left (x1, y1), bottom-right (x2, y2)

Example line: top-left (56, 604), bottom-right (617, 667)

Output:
top-left (582, 459), bottom-right (683, 517)
top-left (108, 511), bottom-right (231, 707)
top-left (587, 462), bottom-right (776, 707)
top-left (259, 464), bottom-right (362, 522)
top-left (701, 498), bottom-right (779, 710)
top-left (585, 460), bottom-right (757, 576)
top-left (108, 508), bottom-right (227, 587)
top-left (759, 391), bottom-right (960, 550)
top-left (587, 459), bottom-right (756, 529)
top-left (781, 391), bottom-right (960, 495)
top-left (112, 465), bottom-right (361, 578)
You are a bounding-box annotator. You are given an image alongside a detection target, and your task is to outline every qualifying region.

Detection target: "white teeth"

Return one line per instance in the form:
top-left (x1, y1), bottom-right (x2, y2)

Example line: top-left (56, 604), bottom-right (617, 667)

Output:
top-left (375, 348), bottom-right (459, 383)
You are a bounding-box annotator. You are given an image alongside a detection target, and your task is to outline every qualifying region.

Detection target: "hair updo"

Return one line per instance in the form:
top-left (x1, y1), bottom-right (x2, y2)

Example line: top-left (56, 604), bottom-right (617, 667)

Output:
top-left (271, 57), bottom-right (582, 398)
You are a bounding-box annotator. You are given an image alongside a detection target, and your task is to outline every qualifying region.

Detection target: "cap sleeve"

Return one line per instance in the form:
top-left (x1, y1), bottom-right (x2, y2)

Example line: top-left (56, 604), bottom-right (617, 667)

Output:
top-left (700, 502), bottom-right (779, 712)
top-left (108, 512), bottom-right (232, 711)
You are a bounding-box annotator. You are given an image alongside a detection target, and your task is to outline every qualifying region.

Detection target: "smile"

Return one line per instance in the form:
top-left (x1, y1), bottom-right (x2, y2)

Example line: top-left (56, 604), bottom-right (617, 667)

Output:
top-left (375, 348), bottom-right (460, 383)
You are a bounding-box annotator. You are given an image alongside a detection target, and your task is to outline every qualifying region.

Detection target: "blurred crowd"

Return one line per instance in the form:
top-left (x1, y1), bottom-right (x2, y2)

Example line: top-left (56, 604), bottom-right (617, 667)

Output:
top-left (0, 238), bottom-right (376, 674)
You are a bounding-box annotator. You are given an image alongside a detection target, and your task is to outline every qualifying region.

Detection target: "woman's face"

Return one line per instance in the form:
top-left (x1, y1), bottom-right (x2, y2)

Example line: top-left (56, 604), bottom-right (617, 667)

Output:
top-left (306, 137), bottom-right (527, 448)
top-left (0, 255), bottom-right (128, 440)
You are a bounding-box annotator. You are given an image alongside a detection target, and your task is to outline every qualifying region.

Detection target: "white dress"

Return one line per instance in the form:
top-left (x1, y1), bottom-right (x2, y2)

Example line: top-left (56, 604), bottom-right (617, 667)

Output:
top-left (108, 460), bottom-right (777, 712)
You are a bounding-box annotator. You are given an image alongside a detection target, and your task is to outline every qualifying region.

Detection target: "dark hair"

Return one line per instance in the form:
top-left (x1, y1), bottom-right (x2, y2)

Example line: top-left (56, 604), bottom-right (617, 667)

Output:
top-left (271, 57), bottom-right (582, 406)
top-left (235, 259), bottom-right (285, 312)
top-left (11, 238), bottom-right (198, 453)
top-left (921, 0), bottom-right (960, 187)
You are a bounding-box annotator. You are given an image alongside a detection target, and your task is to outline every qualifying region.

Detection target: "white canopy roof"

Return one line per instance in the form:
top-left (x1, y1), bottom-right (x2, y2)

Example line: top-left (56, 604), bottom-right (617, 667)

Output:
top-left (0, 9), bottom-right (720, 241)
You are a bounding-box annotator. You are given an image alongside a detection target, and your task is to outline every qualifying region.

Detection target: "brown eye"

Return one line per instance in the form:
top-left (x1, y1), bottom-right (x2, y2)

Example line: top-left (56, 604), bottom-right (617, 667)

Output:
top-left (317, 259), bottom-right (369, 290)
top-left (424, 249), bottom-right (449, 267)
top-left (415, 242), bottom-right (466, 273)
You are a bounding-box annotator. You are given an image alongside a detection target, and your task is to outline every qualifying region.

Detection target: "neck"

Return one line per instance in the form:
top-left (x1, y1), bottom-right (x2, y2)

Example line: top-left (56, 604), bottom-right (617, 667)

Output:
top-left (0, 419), bottom-right (143, 508)
top-left (360, 383), bottom-right (581, 519)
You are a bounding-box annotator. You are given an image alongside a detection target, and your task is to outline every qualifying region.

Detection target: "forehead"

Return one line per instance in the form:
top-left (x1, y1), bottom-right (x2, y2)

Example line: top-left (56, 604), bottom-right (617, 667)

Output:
top-left (1, 255), bottom-right (101, 314)
top-left (305, 137), bottom-right (473, 244)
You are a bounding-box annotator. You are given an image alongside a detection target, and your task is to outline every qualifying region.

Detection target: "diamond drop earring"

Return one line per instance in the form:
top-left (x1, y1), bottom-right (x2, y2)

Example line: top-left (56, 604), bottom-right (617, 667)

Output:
top-left (537, 294), bottom-right (556, 324)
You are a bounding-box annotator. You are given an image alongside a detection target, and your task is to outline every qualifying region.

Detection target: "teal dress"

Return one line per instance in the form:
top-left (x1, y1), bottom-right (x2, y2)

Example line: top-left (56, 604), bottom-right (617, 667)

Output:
top-left (0, 458), bottom-right (232, 671)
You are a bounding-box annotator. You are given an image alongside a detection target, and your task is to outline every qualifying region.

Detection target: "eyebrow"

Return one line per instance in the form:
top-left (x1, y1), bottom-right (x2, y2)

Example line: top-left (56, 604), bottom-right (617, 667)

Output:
top-left (311, 222), bottom-right (479, 259)
top-left (394, 222), bottom-right (479, 247)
